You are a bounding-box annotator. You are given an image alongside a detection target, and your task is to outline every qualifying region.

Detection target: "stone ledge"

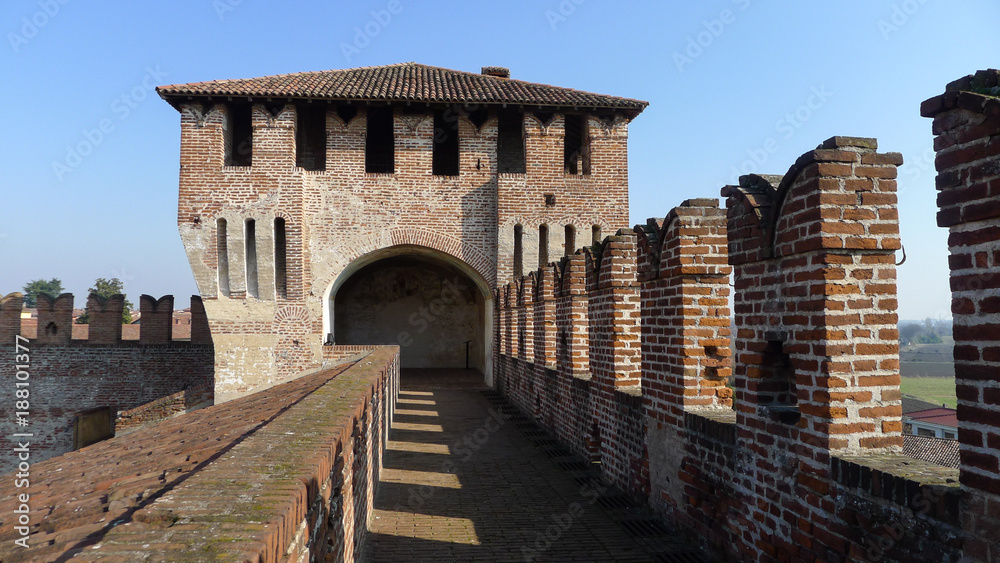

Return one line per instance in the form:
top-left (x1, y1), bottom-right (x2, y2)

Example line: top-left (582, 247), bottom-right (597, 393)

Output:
top-left (832, 454), bottom-right (961, 525)
top-left (684, 408), bottom-right (737, 445)
top-left (0, 346), bottom-right (399, 562)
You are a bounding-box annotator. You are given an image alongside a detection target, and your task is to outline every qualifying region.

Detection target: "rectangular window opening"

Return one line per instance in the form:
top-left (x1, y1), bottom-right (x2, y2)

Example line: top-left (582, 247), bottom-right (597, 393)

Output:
top-left (564, 225), bottom-right (576, 257)
top-left (538, 224), bottom-right (549, 267)
top-left (296, 105), bottom-right (327, 171)
top-left (498, 110), bottom-right (526, 174)
top-left (433, 110), bottom-right (460, 176)
top-left (225, 103), bottom-right (253, 167)
top-left (217, 219), bottom-right (230, 297)
top-left (563, 114), bottom-right (590, 175)
top-left (592, 225), bottom-right (602, 244)
top-left (274, 218), bottom-right (287, 299)
top-left (73, 407), bottom-right (113, 450)
top-left (761, 339), bottom-right (800, 424)
top-left (365, 107), bottom-right (394, 174)
top-left (514, 224), bottom-right (523, 279)
top-left (245, 219), bottom-right (259, 299)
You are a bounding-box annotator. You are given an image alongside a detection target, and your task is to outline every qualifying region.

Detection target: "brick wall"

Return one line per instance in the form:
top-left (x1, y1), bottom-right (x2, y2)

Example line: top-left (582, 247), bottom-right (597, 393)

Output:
top-left (495, 137), bottom-right (969, 562)
top-left (922, 69), bottom-right (1000, 563)
top-left (114, 382), bottom-right (214, 434)
top-left (722, 136), bottom-right (905, 560)
top-left (0, 293), bottom-right (214, 474)
top-left (0, 347), bottom-right (398, 562)
top-left (637, 199), bottom-right (733, 520)
top-left (172, 98), bottom-right (633, 400)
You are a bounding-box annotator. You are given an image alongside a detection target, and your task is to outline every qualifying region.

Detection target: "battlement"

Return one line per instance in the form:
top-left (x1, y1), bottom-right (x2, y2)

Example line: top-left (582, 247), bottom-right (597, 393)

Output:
top-left (0, 292), bottom-right (211, 345)
top-left (0, 292), bottom-right (215, 474)
top-left (492, 130), bottom-right (981, 561)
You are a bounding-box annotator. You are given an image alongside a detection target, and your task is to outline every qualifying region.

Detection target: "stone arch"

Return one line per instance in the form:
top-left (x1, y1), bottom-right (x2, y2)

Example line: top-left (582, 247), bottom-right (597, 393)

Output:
top-left (327, 227), bottom-right (495, 293)
top-left (322, 232), bottom-right (495, 384)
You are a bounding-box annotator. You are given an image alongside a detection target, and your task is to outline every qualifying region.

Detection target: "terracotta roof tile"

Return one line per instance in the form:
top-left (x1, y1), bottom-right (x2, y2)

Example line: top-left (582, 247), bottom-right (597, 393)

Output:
top-left (157, 62), bottom-right (648, 114)
top-left (903, 434), bottom-right (960, 468)
top-left (907, 407), bottom-right (959, 428)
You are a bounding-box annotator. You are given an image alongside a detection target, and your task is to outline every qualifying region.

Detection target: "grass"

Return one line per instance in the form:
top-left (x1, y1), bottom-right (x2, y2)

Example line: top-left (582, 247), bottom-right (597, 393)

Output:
top-left (900, 361), bottom-right (954, 377)
top-left (900, 376), bottom-right (957, 409)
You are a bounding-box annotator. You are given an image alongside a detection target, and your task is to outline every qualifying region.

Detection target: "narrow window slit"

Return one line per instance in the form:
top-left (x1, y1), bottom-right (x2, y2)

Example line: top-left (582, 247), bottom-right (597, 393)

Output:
top-left (274, 218), bottom-right (287, 299)
top-left (564, 225), bottom-right (576, 256)
top-left (217, 218), bottom-right (230, 297)
top-left (539, 224), bottom-right (549, 267)
top-left (514, 224), bottom-right (523, 279)
top-left (245, 219), bottom-right (258, 299)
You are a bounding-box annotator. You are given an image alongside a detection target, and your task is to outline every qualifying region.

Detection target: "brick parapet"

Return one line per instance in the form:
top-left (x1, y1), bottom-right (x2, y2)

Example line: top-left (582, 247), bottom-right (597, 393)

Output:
top-left (491, 132), bottom-right (970, 562)
top-left (0, 292), bottom-right (22, 345)
top-left (531, 267), bottom-right (557, 368)
top-left (189, 295), bottom-right (212, 345)
top-left (556, 253), bottom-right (590, 378)
top-left (85, 294), bottom-right (124, 345)
top-left (923, 69), bottom-right (1000, 563)
top-left (722, 136), bottom-right (904, 560)
top-left (138, 294), bottom-right (174, 344)
top-left (35, 293), bottom-right (74, 345)
top-left (0, 347), bottom-right (398, 562)
top-left (518, 275), bottom-right (535, 360)
top-left (639, 199), bottom-right (733, 433)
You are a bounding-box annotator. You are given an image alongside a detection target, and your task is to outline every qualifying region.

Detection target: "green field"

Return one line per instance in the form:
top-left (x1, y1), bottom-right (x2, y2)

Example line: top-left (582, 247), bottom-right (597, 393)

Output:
top-left (900, 377), bottom-right (957, 409)
top-left (899, 342), bottom-right (957, 408)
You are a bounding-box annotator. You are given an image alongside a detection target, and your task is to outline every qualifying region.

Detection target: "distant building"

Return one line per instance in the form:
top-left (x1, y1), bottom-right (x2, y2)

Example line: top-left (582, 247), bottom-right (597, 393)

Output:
top-left (906, 407), bottom-right (958, 439)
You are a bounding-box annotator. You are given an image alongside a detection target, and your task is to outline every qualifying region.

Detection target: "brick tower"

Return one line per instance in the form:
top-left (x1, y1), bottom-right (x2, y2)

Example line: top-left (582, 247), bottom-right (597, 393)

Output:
top-left (158, 63), bottom-right (647, 400)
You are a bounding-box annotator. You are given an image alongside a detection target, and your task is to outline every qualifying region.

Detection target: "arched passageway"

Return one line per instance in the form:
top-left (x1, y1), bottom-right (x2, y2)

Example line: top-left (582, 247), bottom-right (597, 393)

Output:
top-left (331, 249), bottom-right (490, 376)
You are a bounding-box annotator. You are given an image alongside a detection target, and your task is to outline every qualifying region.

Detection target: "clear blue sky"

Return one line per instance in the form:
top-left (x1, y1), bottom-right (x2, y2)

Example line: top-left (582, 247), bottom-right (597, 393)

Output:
top-left (1, 0), bottom-right (997, 321)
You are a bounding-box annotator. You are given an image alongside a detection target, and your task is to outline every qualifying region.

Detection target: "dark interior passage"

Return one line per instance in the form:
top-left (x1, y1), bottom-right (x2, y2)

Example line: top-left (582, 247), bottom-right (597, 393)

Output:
top-left (334, 256), bottom-right (485, 371)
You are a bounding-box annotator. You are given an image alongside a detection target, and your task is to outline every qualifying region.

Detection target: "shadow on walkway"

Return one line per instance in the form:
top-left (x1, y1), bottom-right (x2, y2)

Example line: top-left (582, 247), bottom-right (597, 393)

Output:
top-left (365, 369), bottom-right (708, 562)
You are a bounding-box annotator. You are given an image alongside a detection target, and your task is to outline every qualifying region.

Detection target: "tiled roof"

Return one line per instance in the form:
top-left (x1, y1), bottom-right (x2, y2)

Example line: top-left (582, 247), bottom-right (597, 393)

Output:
top-left (157, 62), bottom-right (648, 114)
top-left (902, 395), bottom-right (942, 414)
top-left (907, 407), bottom-right (959, 428)
top-left (903, 434), bottom-right (960, 468)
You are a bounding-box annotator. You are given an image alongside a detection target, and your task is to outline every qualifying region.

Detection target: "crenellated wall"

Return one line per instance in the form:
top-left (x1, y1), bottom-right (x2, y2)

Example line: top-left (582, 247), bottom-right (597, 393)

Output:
top-left (922, 69), bottom-right (1000, 563)
top-left (0, 292), bottom-right (214, 473)
top-left (495, 136), bottom-right (968, 562)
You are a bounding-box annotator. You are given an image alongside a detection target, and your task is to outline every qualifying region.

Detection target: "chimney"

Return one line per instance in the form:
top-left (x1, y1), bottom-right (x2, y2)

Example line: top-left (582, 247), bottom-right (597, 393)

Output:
top-left (482, 66), bottom-right (510, 79)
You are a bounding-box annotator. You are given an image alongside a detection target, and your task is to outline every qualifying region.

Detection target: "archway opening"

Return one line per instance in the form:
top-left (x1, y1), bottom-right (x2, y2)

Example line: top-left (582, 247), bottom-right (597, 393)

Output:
top-left (333, 253), bottom-right (488, 375)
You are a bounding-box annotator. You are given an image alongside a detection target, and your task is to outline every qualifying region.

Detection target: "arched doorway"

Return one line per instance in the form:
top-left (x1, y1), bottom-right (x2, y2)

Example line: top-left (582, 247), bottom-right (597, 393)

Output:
top-left (327, 246), bottom-right (492, 382)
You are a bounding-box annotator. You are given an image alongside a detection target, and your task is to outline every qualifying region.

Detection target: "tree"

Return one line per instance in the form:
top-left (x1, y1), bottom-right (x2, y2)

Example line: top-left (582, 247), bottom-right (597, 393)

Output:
top-left (75, 277), bottom-right (133, 324)
top-left (22, 278), bottom-right (64, 308)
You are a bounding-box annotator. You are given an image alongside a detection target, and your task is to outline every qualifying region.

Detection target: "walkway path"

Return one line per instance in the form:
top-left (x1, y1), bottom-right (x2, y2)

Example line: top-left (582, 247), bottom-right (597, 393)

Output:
top-left (365, 369), bottom-right (707, 562)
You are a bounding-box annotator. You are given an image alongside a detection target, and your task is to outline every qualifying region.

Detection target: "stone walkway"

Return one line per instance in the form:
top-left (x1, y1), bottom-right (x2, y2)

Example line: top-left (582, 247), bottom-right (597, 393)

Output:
top-left (365, 370), bottom-right (707, 562)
